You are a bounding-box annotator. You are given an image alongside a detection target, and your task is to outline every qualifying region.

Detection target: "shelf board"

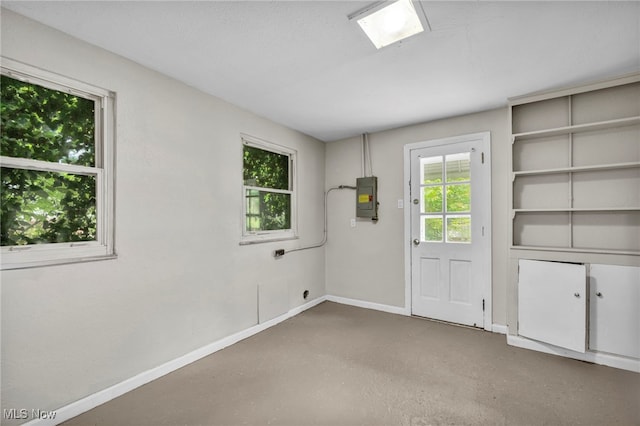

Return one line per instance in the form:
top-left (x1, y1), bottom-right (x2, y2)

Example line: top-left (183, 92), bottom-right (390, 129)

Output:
top-left (512, 116), bottom-right (640, 142)
top-left (510, 245), bottom-right (640, 256)
top-left (513, 162), bottom-right (640, 178)
top-left (513, 208), bottom-right (640, 215)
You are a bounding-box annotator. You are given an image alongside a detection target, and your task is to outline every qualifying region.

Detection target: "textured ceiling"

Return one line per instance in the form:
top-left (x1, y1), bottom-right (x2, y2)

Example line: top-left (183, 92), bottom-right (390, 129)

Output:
top-left (3, 1), bottom-right (640, 142)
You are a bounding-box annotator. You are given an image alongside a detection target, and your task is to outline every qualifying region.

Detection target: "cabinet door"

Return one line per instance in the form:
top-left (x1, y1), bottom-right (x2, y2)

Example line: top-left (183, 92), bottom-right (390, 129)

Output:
top-left (518, 259), bottom-right (587, 353)
top-left (589, 264), bottom-right (640, 359)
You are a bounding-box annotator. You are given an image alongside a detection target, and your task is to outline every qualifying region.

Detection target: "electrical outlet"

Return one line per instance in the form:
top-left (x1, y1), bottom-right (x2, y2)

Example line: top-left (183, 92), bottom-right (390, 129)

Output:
top-left (350, 218), bottom-right (356, 228)
top-left (397, 199), bottom-right (404, 209)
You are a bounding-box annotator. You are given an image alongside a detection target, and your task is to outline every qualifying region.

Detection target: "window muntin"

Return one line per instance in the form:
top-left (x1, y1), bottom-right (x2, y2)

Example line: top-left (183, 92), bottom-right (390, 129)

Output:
top-left (242, 135), bottom-right (296, 242)
top-left (1, 59), bottom-right (115, 269)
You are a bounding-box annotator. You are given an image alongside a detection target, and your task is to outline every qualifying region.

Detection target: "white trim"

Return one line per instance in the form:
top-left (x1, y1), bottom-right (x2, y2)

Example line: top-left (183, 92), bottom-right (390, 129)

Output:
top-left (241, 133), bottom-right (295, 158)
top-left (24, 296), bottom-right (326, 426)
top-left (238, 235), bottom-right (299, 246)
top-left (244, 185), bottom-right (293, 196)
top-left (507, 335), bottom-right (640, 373)
top-left (403, 144), bottom-right (413, 316)
top-left (508, 72), bottom-right (640, 106)
top-left (491, 324), bottom-right (508, 335)
top-left (1, 56), bottom-right (112, 98)
top-left (403, 132), bottom-right (492, 331)
top-left (0, 156), bottom-right (100, 175)
top-left (325, 294), bottom-right (409, 316)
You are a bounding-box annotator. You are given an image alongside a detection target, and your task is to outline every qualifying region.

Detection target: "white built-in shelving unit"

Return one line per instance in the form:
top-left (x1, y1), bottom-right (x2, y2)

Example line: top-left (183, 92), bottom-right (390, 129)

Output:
top-left (510, 75), bottom-right (640, 255)
top-left (507, 74), bottom-right (640, 372)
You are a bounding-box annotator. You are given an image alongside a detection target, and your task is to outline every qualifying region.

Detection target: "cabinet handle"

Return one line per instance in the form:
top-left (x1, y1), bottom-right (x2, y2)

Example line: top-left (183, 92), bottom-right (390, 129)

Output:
top-left (596, 292), bottom-right (603, 297)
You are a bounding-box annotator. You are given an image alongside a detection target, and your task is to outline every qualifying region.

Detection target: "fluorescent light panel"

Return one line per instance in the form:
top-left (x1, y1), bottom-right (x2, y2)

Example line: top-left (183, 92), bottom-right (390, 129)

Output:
top-left (355, 0), bottom-right (424, 49)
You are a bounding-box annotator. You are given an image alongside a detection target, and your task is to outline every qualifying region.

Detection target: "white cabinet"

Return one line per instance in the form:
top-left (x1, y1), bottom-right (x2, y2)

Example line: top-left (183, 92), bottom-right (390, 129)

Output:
top-left (518, 259), bottom-right (587, 353)
top-left (516, 260), bottom-right (639, 369)
top-left (589, 264), bottom-right (640, 359)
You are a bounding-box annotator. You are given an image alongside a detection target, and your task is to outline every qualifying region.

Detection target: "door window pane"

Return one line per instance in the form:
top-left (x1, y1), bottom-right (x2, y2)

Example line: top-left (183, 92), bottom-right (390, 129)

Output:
top-left (447, 215), bottom-right (471, 243)
top-left (421, 156), bottom-right (442, 184)
top-left (422, 216), bottom-right (443, 242)
top-left (422, 186), bottom-right (442, 213)
top-left (446, 152), bottom-right (470, 182)
top-left (446, 183), bottom-right (470, 212)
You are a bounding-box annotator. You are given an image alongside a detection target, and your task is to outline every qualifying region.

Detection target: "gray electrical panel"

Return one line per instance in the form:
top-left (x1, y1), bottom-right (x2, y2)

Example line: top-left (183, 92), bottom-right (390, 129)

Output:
top-left (356, 176), bottom-right (378, 220)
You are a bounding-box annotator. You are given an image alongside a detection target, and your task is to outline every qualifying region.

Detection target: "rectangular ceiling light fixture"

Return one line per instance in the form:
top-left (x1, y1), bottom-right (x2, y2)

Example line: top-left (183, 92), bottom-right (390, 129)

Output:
top-left (349, 0), bottom-right (427, 49)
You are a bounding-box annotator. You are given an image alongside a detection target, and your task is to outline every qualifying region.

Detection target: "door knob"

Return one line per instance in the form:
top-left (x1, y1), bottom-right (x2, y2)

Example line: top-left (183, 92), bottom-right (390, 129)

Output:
top-left (413, 239), bottom-right (420, 246)
top-left (413, 199), bottom-right (419, 205)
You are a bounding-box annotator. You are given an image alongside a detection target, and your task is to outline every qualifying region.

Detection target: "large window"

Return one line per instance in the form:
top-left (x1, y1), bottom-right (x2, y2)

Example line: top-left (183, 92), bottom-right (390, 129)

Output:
top-left (1, 58), bottom-right (115, 269)
top-left (241, 135), bottom-right (296, 243)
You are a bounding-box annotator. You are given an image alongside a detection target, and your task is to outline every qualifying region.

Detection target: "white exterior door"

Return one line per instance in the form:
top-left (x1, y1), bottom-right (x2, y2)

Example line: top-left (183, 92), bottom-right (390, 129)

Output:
top-left (408, 133), bottom-right (491, 328)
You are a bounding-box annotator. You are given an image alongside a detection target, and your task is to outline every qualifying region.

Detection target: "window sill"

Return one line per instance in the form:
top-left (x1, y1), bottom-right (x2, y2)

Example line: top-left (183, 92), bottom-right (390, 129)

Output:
top-left (239, 235), bottom-right (299, 246)
top-left (1, 253), bottom-right (117, 271)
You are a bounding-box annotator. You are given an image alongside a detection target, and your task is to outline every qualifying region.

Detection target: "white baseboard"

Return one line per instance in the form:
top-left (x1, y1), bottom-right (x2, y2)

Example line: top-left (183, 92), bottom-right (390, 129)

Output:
top-left (325, 294), bottom-right (409, 316)
top-left (25, 296), bottom-right (326, 426)
top-left (325, 296), bottom-right (511, 335)
top-left (507, 335), bottom-right (640, 373)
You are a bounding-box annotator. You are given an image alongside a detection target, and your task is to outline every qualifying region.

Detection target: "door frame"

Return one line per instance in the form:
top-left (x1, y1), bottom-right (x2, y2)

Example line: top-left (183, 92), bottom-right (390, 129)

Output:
top-left (403, 132), bottom-right (492, 331)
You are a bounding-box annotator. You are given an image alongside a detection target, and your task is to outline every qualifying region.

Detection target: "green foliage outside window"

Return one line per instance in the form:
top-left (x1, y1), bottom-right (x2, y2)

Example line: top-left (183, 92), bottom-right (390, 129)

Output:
top-left (424, 217), bottom-right (443, 242)
top-left (423, 186), bottom-right (442, 213)
top-left (1, 75), bottom-right (97, 246)
top-left (447, 216), bottom-right (471, 242)
top-left (446, 184), bottom-right (470, 212)
top-left (243, 144), bottom-right (291, 232)
top-left (243, 145), bottom-right (288, 190)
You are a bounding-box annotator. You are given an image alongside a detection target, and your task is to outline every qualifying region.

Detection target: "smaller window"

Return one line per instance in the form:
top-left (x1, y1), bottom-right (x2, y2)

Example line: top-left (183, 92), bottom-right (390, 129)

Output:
top-left (241, 135), bottom-right (296, 243)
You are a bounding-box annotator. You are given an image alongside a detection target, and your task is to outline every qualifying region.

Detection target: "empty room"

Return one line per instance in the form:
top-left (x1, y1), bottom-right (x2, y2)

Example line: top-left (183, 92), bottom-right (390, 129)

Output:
top-left (1, 1), bottom-right (639, 425)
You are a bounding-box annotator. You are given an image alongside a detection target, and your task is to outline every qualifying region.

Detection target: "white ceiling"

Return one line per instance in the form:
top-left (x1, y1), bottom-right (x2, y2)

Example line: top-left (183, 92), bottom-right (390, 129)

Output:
top-left (3, 1), bottom-right (640, 142)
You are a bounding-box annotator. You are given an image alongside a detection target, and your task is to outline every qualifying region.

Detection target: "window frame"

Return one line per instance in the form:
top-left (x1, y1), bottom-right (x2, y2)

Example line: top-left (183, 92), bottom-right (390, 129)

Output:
top-left (1, 57), bottom-right (116, 270)
top-left (240, 134), bottom-right (297, 244)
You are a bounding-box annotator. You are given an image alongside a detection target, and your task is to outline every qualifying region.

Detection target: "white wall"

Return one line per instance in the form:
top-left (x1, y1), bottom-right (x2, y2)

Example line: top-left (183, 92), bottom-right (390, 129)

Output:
top-left (325, 108), bottom-right (510, 326)
top-left (0, 9), bottom-right (326, 421)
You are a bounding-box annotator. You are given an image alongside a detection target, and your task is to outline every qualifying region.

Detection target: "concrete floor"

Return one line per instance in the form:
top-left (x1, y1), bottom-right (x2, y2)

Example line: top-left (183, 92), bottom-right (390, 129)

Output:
top-left (64, 302), bottom-right (640, 426)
